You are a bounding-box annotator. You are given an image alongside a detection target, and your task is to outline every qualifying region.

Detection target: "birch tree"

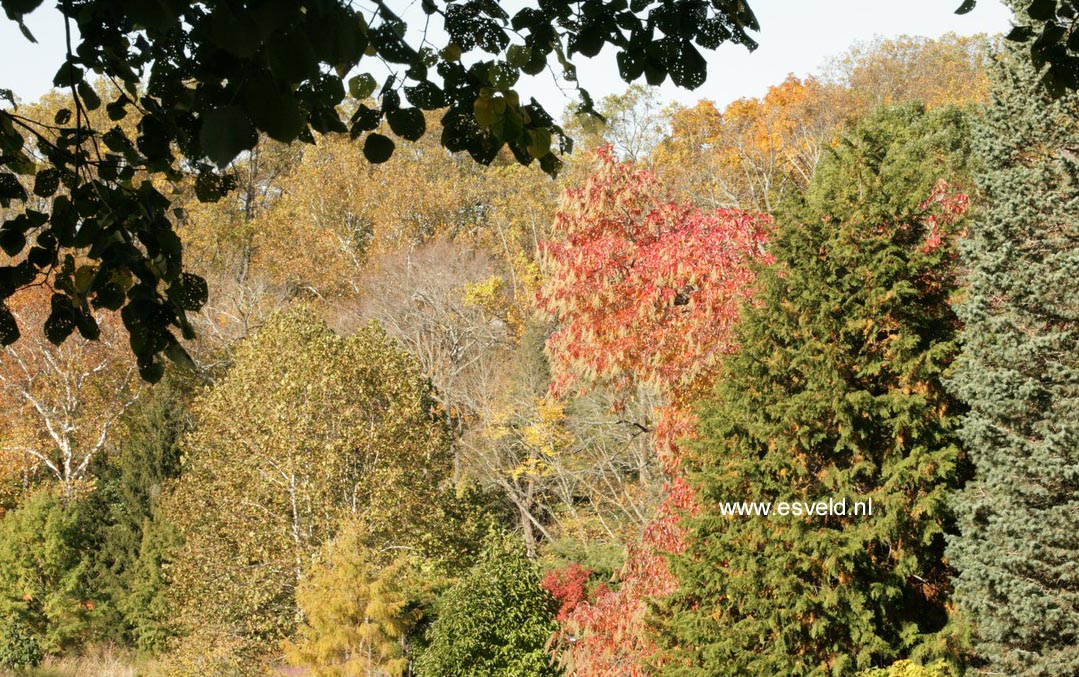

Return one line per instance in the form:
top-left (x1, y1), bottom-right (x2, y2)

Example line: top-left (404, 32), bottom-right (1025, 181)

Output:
top-left (0, 289), bottom-right (139, 495)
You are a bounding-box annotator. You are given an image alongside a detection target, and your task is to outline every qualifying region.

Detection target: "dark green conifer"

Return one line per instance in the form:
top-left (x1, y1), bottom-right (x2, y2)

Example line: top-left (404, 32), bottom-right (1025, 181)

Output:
top-left (656, 105), bottom-right (973, 677)
top-left (947, 39), bottom-right (1079, 675)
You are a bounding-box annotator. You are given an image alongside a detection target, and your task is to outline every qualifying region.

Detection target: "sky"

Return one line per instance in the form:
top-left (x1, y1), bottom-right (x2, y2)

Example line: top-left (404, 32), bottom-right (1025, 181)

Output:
top-left (0, 0), bottom-right (1014, 115)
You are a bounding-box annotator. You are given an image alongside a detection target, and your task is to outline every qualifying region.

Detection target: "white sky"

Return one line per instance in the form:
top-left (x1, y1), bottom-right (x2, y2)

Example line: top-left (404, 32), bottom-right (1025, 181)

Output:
top-left (1, 0), bottom-right (1013, 113)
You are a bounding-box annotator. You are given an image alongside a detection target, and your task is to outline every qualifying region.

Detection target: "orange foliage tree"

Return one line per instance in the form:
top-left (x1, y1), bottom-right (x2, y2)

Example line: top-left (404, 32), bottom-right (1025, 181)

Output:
top-left (653, 75), bottom-right (851, 212)
top-left (538, 147), bottom-right (770, 676)
top-left (0, 288), bottom-right (139, 497)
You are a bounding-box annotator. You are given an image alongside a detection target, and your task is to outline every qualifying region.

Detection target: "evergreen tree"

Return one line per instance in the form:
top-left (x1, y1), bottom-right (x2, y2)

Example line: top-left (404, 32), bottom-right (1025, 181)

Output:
top-left (415, 532), bottom-right (561, 677)
top-left (95, 373), bottom-right (190, 652)
top-left (0, 488), bottom-right (103, 654)
top-left (947, 41), bottom-right (1079, 675)
top-left (285, 518), bottom-right (430, 677)
top-left (656, 105), bottom-right (974, 677)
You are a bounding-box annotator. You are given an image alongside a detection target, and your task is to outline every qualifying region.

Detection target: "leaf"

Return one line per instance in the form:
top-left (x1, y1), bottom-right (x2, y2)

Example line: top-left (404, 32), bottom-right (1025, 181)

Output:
top-left (955, 0), bottom-right (977, 13)
top-left (78, 81), bottom-right (101, 110)
top-left (387, 108), bottom-right (426, 141)
top-left (349, 73), bottom-right (377, 100)
top-left (18, 19), bottom-right (36, 43)
top-left (169, 273), bottom-right (208, 311)
top-left (0, 304), bottom-right (18, 345)
top-left (0, 172), bottom-right (27, 207)
top-left (1028, 0), bottom-right (1059, 21)
top-left (363, 133), bottom-right (395, 163)
top-left (245, 78), bottom-right (305, 142)
top-left (164, 341), bottom-right (196, 370)
top-left (52, 61), bottom-right (83, 88)
top-left (44, 293), bottom-right (77, 345)
top-left (199, 106), bottom-right (258, 168)
top-left (33, 168), bottom-right (59, 198)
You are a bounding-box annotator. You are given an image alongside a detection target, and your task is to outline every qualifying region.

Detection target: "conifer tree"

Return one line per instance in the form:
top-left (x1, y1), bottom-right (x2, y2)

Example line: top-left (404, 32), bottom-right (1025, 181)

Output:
top-left (947, 40), bottom-right (1079, 675)
top-left (656, 105), bottom-right (973, 677)
top-left (95, 373), bottom-right (190, 651)
top-left (285, 519), bottom-right (426, 677)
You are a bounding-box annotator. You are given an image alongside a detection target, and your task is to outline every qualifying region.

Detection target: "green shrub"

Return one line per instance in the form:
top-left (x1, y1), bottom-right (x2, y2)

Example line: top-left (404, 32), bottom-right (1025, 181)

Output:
top-left (0, 616), bottom-right (44, 672)
top-left (860, 660), bottom-right (952, 677)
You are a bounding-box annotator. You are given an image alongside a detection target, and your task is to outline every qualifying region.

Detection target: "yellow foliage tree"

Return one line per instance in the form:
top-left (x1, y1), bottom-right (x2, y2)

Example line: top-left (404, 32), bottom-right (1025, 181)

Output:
top-left (285, 521), bottom-right (426, 677)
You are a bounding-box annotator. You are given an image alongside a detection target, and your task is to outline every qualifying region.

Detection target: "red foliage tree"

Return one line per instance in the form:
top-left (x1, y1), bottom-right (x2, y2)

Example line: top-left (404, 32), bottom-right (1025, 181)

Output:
top-left (537, 147), bottom-right (771, 676)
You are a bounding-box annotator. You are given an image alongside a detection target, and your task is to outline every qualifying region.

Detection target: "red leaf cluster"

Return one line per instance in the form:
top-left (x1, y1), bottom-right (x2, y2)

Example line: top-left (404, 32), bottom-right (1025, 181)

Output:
top-left (539, 146), bottom-right (772, 417)
top-left (542, 563), bottom-right (595, 623)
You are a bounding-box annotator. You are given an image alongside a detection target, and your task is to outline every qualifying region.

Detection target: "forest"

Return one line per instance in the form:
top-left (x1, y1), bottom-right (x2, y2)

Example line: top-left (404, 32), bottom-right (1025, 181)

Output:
top-left (0, 3), bottom-right (1077, 677)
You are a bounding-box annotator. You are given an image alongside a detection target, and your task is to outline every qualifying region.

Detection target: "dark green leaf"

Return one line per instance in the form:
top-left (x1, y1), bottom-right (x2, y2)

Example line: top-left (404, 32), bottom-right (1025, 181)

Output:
top-left (245, 78), bottom-right (305, 142)
top-left (349, 73), bottom-right (377, 100)
top-left (52, 61), bottom-right (83, 88)
top-left (1028, 0), bottom-right (1059, 21)
top-left (0, 172), bottom-right (27, 206)
top-left (33, 168), bottom-right (59, 197)
top-left (387, 108), bottom-right (426, 141)
top-left (44, 293), bottom-right (77, 345)
top-left (78, 81), bottom-right (101, 110)
top-left (0, 304), bottom-right (18, 345)
top-left (955, 0), bottom-right (977, 13)
top-left (199, 106), bottom-right (258, 168)
top-left (363, 133), bottom-right (395, 163)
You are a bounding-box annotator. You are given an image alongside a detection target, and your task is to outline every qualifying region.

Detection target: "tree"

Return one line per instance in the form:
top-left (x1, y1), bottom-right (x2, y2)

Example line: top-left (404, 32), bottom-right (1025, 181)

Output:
top-left (460, 320), bottom-right (663, 557)
top-left (285, 520), bottom-right (424, 677)
top-left (964, 0), bottom-right (1079, 95)
top-left (653, 75), bottom-right (850, 212)
top-left (947, 41), bottom-right (1079, 676)
top-left (0, 487), bottom-right (104, 655)
top-left (163, 307), bottom-right (453, 656)
top-left (0, 287), bottom-right (140, 496)
top-left (537, 147), bottom-right (771, 677)
top-left (93, 373), bottom-right (191, 652)
top-left (415, 532), bottom-right (561, 677)
top-left (824, 33), bottom-right (993, 111)
top-left (0, 0), bottom-right (760, 378)
top-left (656, 105), bottom-right (973, 677)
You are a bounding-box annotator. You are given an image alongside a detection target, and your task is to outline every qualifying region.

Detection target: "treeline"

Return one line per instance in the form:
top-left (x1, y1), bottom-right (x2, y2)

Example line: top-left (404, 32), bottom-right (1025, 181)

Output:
top-left (0, 27), bottom-right (1075, 677)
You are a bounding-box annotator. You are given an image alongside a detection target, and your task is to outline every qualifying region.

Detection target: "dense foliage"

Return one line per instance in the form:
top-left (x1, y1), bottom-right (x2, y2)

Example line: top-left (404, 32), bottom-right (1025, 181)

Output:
top-left (415, 532), bottom-right (561, 677)
top-left (163, 308), bottom-right (454, 661)
top-left (657, 105), bottom-right (973, 677)
top-left (947, 40), bottom-right (1079, 675)
top-left (2, 22), bottom-right (1075, 677)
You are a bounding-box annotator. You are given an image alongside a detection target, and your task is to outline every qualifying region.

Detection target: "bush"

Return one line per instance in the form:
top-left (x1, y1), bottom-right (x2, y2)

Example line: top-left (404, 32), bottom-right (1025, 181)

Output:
top-left (0, 488), bottom-right (101, 655)
top-left (416, 532), bottom-right (561, 677)
top-left (0, 616), bottom-right (43, 672)
top-left (860, 660), bottom-right (953, 677)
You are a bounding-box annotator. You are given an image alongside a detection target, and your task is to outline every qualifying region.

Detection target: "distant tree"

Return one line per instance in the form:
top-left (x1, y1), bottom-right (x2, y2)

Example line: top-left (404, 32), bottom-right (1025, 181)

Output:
top-left (537, 147), bottom-right (770, 677)
top-left (824, 33), bottom-right (993, 110)
top-left (565, 85), bottom-right (670, 162)
top-left (654, 75), bottom-right (850, 211)
top-left (656, 105), bottom-right (973, 677)
top-left (415, 532), bottom-right (561, 677)
top-left (0, 288), bottom-right (140, 496)
top-left (947, 41), bottom-right (1079, 676)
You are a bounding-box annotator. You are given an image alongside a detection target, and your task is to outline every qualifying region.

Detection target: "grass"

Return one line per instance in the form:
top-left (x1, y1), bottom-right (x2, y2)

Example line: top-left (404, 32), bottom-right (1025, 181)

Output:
top-left (0, 644), bottom-right (153, 677)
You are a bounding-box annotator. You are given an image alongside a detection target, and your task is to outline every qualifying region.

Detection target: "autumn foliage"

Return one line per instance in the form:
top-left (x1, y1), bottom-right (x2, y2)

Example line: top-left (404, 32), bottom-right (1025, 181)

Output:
top-left (540, 146), bottom-right (771, 412)
top-left (538, 147), bottom-right (771, 676)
